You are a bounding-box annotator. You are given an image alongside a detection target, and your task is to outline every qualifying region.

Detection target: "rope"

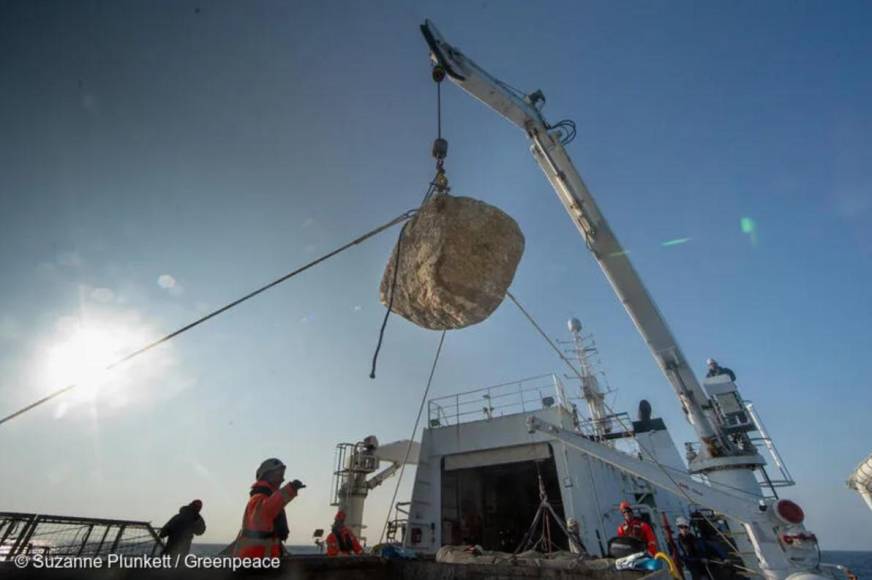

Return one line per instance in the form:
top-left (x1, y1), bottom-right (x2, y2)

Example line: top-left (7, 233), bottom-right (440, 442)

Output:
top-left (369, 175), bottom-right (437, 379)
top-left (378, 329), bottom-right (447, 544)
top-left (0, 209), bottom-right (417, 428)
top-left (369, 222), bottom-right (408, 379)
top-left (505, 291), bottom-right (587, 384)
top-left (505, 290), bottom-right (760, 575)
top-left (370, 67), bottom-right (445, 378)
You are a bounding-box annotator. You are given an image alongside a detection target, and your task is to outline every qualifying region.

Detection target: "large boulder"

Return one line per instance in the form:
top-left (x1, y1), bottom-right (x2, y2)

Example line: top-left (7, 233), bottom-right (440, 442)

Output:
top-left (380, 193), bottom-right (524, 330)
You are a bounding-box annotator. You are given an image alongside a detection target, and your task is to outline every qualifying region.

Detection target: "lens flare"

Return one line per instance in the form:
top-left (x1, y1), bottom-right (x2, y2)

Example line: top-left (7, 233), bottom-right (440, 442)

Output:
top-left (32, 309), bottom-right (181, 415)
top-left (44, 327), bottom-right (122, 398)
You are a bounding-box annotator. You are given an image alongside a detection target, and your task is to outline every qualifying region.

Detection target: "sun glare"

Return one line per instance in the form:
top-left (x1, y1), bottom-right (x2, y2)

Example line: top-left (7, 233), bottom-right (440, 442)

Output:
top-left (44, 327), bottom-right (122, 397)
top-left (34, 310), bottom-right (178, 413)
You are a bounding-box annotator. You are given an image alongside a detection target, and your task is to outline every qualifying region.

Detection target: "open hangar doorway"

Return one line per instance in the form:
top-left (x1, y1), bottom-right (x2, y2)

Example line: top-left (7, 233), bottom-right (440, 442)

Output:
top-left (440, 443), bottom-right (566, 552)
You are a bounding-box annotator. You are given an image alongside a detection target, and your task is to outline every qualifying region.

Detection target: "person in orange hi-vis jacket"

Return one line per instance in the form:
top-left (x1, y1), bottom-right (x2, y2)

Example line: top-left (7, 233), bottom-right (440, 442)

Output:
top-left (617, 501), bottom-right (658, 556)
top-left (231, 458), bottom-right (306, 559)
top-left (325, 511), bottom-right (363, 557)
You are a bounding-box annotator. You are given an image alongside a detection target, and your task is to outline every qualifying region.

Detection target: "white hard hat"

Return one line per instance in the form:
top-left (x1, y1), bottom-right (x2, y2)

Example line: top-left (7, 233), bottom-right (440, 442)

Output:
top-left (256, 458), bottom-right (286, 480)
top-left (706, 358), bottom-right (716, 365)
top-left (567, 517), bottom-right (578, 528)
top-left (675, 516), bottom-right (689, 527)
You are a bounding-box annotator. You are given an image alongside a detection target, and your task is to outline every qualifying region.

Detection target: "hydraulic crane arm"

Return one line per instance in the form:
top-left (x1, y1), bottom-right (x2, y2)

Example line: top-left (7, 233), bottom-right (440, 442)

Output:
top-left (367, 462), bottom-right (400, 490)
top-left (525, 415), bottom-right (799, 580)
top-left (421, 20), bottom-right (728, 456)
top-left (366, 439), bottom-right (420, 489)
top-left (526, 416), bottom-right (754, 521)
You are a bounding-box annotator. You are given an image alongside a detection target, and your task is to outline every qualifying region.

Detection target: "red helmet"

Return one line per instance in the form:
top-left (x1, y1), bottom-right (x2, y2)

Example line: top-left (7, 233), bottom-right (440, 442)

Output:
top-left (619, 501), bottom-right (632, 512)
top-left (335, 511), bottom-right (346, 521)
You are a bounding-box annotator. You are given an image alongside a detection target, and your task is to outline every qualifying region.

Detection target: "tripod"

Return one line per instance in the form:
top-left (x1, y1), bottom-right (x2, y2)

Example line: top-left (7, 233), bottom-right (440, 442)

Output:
top-left (514, 471), bottom-right (587, 556)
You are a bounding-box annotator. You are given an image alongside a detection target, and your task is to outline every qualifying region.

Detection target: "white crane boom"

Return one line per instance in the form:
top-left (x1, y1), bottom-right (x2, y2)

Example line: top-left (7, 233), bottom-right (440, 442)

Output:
top-left (419, 22), bottom-right (839, 579)
top-left (421, 20), bottom-right (730, 457)
top-left (526, 416), bottom-right (752, 522)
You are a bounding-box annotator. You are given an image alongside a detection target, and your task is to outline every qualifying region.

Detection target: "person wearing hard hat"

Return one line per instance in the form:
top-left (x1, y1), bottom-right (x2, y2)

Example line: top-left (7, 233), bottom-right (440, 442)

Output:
top-left (325, 511), bottom-right (363, 557)
top-left (675, 516), bottom-right (710, 579)
top-left (616, 501), bottom-right (658, 556)
top-left (566, 517), bottom-right (587, 555)
top-left (231, 458), bottom-right (305, 560)
top-left (159, 499), bottom-right (206, 557)
top-left (705, 358), bottom-right (736, 381)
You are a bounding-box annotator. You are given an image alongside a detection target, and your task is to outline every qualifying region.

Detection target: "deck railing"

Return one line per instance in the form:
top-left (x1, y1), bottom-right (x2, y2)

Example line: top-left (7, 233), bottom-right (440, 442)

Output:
top-left (0, 512), bottom-right (163, 562)
top-left (427, 373), bottom-right (572, 428)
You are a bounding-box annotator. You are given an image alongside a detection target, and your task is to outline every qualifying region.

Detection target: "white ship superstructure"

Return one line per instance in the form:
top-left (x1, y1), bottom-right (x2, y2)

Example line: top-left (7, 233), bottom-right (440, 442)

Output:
top-left (403, 371), bottom-right (689, 557)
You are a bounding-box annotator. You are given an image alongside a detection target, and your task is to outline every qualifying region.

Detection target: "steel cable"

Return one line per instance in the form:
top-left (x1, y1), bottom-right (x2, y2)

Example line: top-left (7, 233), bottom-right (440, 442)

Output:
top-left (0, 209), bottom-right (417, 427)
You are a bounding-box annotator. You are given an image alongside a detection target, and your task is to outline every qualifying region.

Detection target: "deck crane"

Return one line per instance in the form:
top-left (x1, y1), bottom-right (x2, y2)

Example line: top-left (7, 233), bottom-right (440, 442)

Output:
top-left (420, 21), bottom-right (838, 580)
top-left (420, 20), bottom-right (732, 461)
top-left (525, 415), bottom-right (831, 580)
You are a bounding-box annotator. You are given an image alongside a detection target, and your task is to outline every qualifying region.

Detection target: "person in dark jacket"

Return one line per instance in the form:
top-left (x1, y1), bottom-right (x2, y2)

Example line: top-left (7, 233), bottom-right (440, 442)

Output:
top-left (706, 358), bottom-right (736, 381)
top-left (675, 517), bottom-right (709, 579)
top-left (159, 499), bottom-right (206, 556)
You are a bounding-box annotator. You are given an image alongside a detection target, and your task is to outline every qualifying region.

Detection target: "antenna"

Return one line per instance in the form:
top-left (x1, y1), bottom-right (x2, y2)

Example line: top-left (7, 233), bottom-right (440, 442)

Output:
top-left (566, 317), bottom-right (612, 440)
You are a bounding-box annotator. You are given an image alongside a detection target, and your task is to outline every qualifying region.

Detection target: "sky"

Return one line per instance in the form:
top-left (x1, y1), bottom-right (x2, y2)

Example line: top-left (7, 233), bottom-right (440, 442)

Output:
top-left (1, 0), bottom-right (871, 551)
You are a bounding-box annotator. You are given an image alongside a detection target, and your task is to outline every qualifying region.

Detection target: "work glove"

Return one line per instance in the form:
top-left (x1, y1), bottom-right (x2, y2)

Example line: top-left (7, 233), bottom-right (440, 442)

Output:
top-left (290, 479), bottom-right (306, 490)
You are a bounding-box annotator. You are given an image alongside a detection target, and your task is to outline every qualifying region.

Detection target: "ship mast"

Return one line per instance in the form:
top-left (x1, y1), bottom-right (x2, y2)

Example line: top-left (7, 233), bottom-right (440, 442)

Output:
top-left (566, 318), bottom-right (611, 440)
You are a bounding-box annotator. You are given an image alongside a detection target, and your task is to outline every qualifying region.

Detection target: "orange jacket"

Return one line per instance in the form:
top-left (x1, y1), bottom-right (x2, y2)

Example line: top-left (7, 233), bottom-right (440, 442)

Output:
top-left (232, 480), bottom-right (297, 559)
top-left (325, 525), bottom-right (362, 556)
top-left (618, 518), bottom-right (658, 556)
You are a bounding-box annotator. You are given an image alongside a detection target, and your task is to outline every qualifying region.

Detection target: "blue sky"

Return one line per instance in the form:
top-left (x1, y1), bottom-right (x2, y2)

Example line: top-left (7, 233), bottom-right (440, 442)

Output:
top-left (1, 0), bottom-right (870, 550)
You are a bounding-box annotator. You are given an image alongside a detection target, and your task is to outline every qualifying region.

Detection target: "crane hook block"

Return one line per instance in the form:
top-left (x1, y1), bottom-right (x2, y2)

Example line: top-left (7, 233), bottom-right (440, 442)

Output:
top-left (432, 137), bottom-right (448, 161)
top-left (432, 65), bottom-right (446, 83)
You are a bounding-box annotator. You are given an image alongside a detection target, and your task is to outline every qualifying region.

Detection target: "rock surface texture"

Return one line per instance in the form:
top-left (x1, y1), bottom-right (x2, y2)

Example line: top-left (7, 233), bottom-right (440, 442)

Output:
top-left (380, 194), bottom-right (524, 330)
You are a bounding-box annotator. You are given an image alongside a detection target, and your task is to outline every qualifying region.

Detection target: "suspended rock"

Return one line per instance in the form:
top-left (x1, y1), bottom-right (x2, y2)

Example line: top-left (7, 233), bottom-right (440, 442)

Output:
top-left (380, 193), bottom-right (524, 330)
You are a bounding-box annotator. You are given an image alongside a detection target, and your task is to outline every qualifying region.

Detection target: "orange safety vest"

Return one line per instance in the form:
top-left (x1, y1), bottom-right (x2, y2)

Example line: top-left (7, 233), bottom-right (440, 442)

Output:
top-left (232, 480), bottom-right (297, 559)
top-left (326, 525), bottom-right (362, 557)
top-left (618, 518), bottom-right (658, 556)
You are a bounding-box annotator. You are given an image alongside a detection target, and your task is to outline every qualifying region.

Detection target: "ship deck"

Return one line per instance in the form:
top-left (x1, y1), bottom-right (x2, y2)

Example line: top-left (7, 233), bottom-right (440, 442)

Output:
top-left (0, 554), bottom-right (669, 579)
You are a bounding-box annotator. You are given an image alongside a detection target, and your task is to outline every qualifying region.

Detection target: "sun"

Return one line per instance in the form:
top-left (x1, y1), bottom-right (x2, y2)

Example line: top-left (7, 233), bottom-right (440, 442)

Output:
top-left (44, 326), bottom-right (123, 397)
top-left (30, 308), bottom-right (181, 418)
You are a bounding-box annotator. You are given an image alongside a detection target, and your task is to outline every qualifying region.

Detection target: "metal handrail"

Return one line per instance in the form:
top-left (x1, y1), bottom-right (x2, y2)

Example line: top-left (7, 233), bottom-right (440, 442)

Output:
top-left (427, 373), bottom-right (557, 402)
top-left (427, 373), bottom-right (572, 427)
top-left (0, 512), bottom-right (162, 561)
top-left (744, 401), bottom-right (795, 486)
top-left (430, 382), bottom-right (558, 410)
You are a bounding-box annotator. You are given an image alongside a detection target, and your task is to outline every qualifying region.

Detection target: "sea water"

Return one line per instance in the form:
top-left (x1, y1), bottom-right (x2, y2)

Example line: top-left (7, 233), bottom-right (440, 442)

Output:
top-left (822, 551), bottom-right (872, 578)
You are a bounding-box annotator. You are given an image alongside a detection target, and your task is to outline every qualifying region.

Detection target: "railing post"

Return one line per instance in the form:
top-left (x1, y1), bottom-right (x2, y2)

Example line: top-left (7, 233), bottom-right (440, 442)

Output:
top-left (95, 525), bottom-right (111, 556)
top-left (7, 514), bottom-right (39, 561)
top-left (109, 524), bottom-right (127, 554)
top-left (0, 515), bottom-right (20, 558)
top-left (455, 394), bottom-right (460, 426)
top-left (147, 524), bottom-right (164, 556)
top-left (76, 524), bottom-right (94, 556)
top-left (519, 380), bottom-right (525, 413)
